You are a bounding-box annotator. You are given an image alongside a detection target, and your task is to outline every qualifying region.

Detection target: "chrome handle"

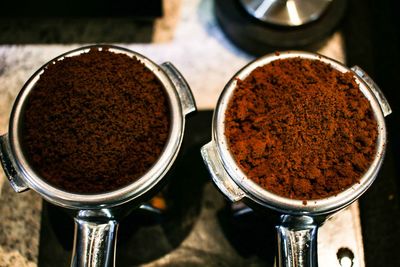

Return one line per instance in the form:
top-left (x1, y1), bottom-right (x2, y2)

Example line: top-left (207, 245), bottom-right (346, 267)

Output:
top-left (200, 142), bottom-right (246, 202)
top-left (161, 62), bottom-right (197, 116)
top-left (0, 134), bottom-right (29, 192)
top-left (351, 66), bottom-right (392, 117)
top-left (277, 215), bottom-right (318, 267)
top-left (71, 210), bottom-right (118, 267)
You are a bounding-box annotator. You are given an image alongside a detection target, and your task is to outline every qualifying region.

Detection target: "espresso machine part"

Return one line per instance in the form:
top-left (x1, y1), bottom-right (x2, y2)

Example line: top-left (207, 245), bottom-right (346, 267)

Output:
top-left (0, 45), bottom-right (196, 267)
top-left (239, 0), bottom-right (332, 26)
top-left (214, 0), bottom-right (347, 55)
top-left (201, 51), bottom-right (391, 267)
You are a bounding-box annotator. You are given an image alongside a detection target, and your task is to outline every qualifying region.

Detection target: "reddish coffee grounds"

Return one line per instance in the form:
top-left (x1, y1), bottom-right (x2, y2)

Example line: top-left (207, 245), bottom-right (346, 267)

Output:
top-left (22, 48), bottom-right (170, 194)
top-left (225, 57), bottom-right (378, 200)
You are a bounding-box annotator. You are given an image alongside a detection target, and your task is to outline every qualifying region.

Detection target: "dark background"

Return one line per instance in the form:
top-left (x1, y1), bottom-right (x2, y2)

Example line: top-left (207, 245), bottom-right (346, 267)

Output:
top-left (1, 0), bottom-right (399, 266)
top-left (342, 0), bottom-right (400, 266)
top-left (0, 0), bottom-right (162, 43)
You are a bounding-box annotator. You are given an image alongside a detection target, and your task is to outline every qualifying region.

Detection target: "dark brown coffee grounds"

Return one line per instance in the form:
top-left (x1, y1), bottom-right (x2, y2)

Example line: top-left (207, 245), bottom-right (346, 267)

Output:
top-left (22, 48), bottom-right (170, 194)
top-left (224, 57), bottom-right (378, 200)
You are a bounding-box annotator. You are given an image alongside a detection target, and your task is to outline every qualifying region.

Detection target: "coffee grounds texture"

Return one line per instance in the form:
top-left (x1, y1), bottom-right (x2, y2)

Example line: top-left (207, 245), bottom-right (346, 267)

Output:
top-left (224, 57), bottom-right (378, 200)
top-left (22, 48), bottom-right (171, 194)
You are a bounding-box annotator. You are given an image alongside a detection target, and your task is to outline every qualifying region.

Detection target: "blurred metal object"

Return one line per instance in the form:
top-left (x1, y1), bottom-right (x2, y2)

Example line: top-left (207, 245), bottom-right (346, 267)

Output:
top-left (239, 0), bottom-right (333, 26)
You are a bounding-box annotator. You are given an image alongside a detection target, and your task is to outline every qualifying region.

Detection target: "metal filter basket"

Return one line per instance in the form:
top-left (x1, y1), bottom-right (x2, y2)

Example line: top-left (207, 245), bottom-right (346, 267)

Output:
top-left (201, 51), bottom-right (391, 267)
top-left (0, 45), bottom-right (196, 267)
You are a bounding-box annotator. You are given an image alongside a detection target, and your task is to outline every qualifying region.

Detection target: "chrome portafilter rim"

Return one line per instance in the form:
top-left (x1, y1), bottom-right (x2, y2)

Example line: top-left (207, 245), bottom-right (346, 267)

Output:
top-left (5, 44), bottom-right (192, 210)
top-left (212, 51), bottom-right (388, 216)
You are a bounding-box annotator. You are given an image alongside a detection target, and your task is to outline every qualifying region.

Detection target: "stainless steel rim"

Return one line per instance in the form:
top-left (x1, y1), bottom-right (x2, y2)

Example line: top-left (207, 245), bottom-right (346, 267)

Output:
top-left (8, 45), bottom-right (184, 209)
top-left (213, 51), bottom-right (387, 215)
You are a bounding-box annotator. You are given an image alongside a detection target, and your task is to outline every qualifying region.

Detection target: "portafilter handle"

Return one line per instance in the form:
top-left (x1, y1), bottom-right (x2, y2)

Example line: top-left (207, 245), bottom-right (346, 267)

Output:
top-left (71, 210), bottom-right (118, 267)
top-left (276, 215), bottom-right (319, 267)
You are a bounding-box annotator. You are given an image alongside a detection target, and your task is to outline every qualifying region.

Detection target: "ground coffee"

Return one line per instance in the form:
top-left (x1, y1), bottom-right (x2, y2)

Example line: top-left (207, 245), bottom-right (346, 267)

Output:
top-left (22, 48), bottom-right (170, 194)
top-left (224, 57), bottom-right (378, 200)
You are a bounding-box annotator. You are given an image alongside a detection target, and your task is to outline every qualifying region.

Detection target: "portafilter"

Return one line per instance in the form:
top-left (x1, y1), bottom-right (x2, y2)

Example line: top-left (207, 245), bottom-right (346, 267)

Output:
top-left (0, 45), bottom-right (196, 267)
top-left (201, 51), bottom-right (391, 267)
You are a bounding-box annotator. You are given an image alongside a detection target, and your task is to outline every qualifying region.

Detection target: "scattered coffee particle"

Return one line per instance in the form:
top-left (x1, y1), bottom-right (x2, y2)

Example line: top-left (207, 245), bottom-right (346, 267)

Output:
top-left (225, 57), bottom-right (378, 200)
top-left (22, 48), bottom-right (170, 194)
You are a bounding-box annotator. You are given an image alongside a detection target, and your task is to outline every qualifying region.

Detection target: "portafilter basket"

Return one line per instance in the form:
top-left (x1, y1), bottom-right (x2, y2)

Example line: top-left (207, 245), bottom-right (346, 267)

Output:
top-left (201, 51), bottom-right (391, 267)
top-left (0, 45), bottom-right (196, 267)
